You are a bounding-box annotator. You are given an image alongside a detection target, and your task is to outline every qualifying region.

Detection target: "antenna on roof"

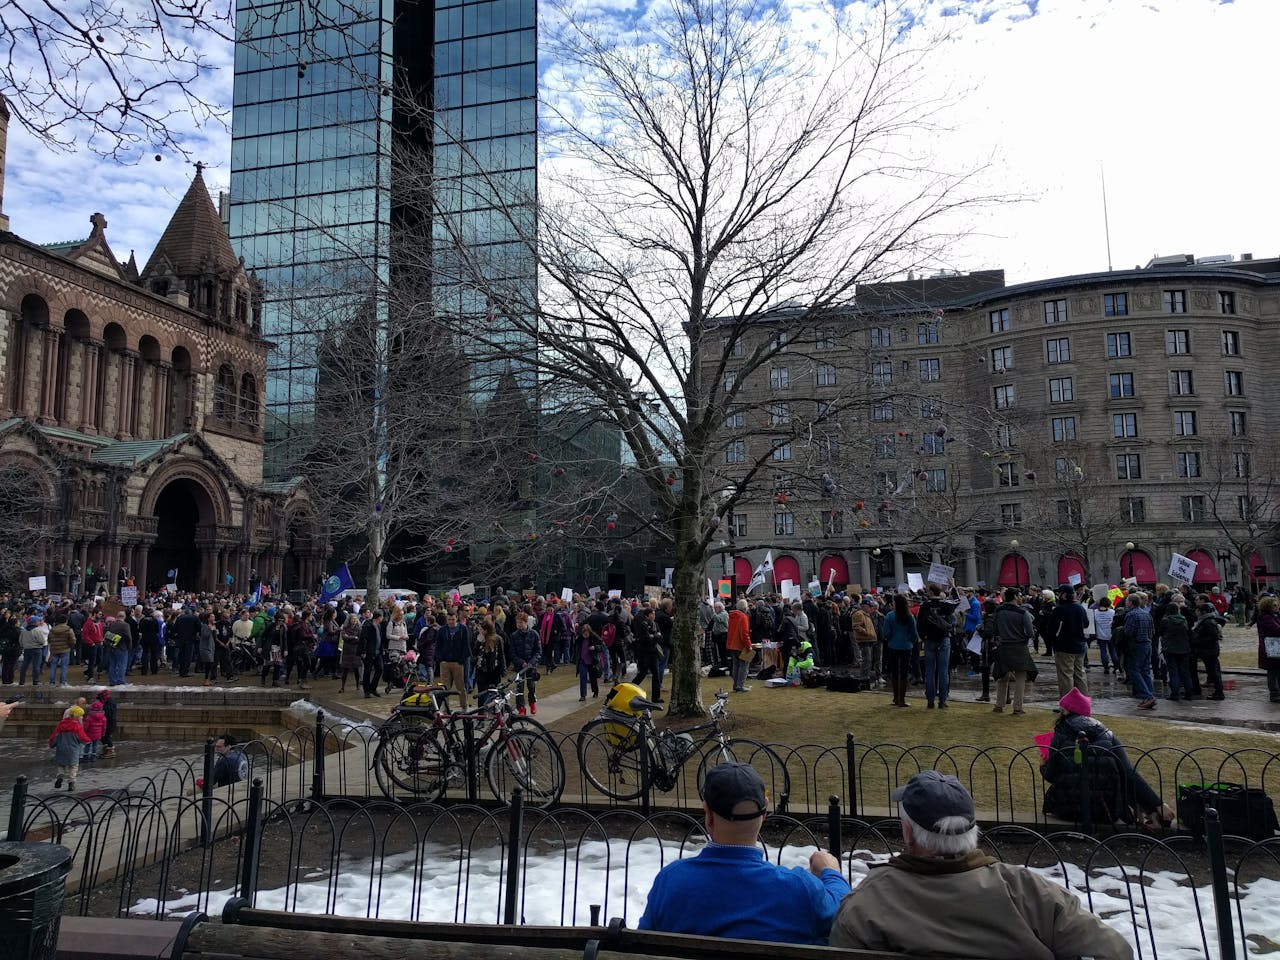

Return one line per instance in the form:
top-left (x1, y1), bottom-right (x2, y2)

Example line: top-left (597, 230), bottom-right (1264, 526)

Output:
top-left (1100, 161), bottom-right (1113, 272)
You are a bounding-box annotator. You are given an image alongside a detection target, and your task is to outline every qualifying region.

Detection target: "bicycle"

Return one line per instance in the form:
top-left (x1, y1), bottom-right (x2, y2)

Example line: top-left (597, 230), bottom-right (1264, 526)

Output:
top-left (576, 689), bottom-right (791, 808)
top-left (373, 676), bottom-right (565, 807)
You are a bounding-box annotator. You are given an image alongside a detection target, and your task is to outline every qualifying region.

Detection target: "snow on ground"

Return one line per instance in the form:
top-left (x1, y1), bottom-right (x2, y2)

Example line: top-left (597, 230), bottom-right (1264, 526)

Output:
top-left (131, 838), bottom-right (1279, 958)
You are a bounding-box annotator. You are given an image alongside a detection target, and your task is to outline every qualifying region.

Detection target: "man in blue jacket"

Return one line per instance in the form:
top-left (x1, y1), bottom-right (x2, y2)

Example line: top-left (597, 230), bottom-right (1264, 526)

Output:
top-left (638, 763), bottom-right (850, 944)
top-left (1047, 585), bottom-right (1089, 699)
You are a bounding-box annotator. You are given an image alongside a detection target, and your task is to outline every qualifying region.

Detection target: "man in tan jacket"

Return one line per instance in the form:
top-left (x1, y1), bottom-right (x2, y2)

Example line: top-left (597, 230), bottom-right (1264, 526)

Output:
top-left (830, 771), bottom-right (1132, 960)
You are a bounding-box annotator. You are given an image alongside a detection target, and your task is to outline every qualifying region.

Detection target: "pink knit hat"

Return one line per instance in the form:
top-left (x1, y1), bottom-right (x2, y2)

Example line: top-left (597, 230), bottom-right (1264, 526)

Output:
top-left (1059, 687), bottom-right (1092, 717)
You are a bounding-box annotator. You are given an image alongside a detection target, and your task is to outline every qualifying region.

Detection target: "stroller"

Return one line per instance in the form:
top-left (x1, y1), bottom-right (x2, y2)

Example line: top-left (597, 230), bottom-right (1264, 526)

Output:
top-left (382, 649), bottom-right (416, 695)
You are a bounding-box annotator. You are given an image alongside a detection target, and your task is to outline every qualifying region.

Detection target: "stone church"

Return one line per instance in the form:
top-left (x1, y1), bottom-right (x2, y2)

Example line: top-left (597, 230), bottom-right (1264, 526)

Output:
top-left (0, 98), bottom-right (326, 594)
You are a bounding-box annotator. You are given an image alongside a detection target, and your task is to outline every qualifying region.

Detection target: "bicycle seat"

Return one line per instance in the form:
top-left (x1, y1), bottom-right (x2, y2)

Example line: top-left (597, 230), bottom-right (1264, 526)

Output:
top-left (629, 695), bottom-right (663, 712)
top-left (715, 690), bottom-right (729, 700)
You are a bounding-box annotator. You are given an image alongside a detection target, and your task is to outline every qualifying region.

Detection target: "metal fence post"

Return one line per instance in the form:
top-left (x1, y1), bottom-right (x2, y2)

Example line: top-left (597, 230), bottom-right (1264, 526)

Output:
top-left (7, 776), bottom-right (27, 842)
top-left (845, 733), bottom-right (857, 818)
top-left (827, 796), bottom-right (842, 859)
top-left (200, 739), bottom-right (215, 848)
top-left (463, 717), bottom-right (478, 803)
top-left (503, 786), bottom-right (524, 925)
top-left (1076, 737), bottom-right (1092, 831)
top-left (978, 639), bottom-right (991, 702)
top-left (311, 709), bottom-right (326, 802)
top-left (1204, 806), bottom-right (1237, 960)
top-left (238, 778), bottom-right (264, 906)
top-left (638, 731), bottom-right (651, 817)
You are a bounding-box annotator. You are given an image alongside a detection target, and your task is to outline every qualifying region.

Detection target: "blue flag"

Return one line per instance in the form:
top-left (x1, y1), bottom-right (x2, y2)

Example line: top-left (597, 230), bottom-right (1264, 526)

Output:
top-left (247, 583), bottom-right (262, 608)
top-left (319, 563), bottom-right (354, 603)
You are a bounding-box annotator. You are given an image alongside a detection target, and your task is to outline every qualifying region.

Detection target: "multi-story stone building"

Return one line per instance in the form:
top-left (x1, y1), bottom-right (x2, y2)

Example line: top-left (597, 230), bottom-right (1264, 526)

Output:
top-left (710, 257), bottom-right (1279, 594)
top-left (0, 100), bottom-right (325, 593)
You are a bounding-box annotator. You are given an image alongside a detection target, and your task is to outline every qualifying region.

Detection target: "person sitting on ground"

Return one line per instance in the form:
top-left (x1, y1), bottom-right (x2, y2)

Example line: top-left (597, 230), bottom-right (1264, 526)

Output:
top-left (639, 762), bottom-right (850, 944)
top-left (212, 734), bottom-right (249, 786)
top-left (830, 770), bottom-right (1133, 960)
top-left (1040, 688), bottom-right (1174, 828)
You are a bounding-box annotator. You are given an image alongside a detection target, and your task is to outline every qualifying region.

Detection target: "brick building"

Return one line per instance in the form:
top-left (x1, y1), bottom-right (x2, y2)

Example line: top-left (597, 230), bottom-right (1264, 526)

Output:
top-left (0, 98), bottom-right (326, 593)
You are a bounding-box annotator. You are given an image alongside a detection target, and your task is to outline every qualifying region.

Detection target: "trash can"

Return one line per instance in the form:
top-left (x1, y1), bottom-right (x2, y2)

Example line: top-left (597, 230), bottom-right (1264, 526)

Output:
top-left (0, 842), bottom-right (72, 960)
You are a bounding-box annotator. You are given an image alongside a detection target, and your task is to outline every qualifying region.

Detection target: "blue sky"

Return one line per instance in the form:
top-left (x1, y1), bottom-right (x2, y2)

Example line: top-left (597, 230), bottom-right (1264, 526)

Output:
top-left (3, 0), bottom-right (1275, 284)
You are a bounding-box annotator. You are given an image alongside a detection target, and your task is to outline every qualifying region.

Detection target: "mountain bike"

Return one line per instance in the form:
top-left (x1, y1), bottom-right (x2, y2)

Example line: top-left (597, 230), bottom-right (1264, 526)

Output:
top-left (374, 677), bottom-right (565, 807)
top-left (576, 690), bottom-right (790, 808)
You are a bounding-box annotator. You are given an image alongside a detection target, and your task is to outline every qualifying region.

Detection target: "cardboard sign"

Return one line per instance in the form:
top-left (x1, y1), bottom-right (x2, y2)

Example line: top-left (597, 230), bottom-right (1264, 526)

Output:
top-left (560, 587), bottom-right (574, 605)
top-left (1168, 553), bottom-right (1197, 584)
top-left (120, 586), bottom-right (138, 607)
top-left (907, 573), bottom-right (924, 592)
top-left (1091, 583), bottom-right (1110, 602)
top-left (588, 586), bottom-right (601, 598)
top-left (28, 575), bottom-right (46, 591)
top-left (102, 599), bottom-right (125, 618)
top-left (850, 583), bottom-right (863, 596)
top-left (1067, 573), bottom-right (1082, 587)
top-left (164, 583), bottom-right (177, 594)
top-left (607, 589), bottom-right (622, 599)
top-left (927, 562), bottom-right (954, 587)
top-left (457, 582), bottom-right (477, 597)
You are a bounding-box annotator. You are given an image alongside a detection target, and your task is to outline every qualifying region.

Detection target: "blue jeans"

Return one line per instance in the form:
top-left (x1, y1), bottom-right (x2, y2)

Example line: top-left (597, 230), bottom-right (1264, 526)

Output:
top-left (47, 651), bottom-right (70, 686)
top-left (1096, 635), bottom-right (1118, 669)
top-left (577, 662), bottom-right (599, 699)
top-left (922, 639), bottom-right (950, 705)
top-left (19, 648), bottom-right (45, 684)
top-left (107, 647), bottom-right (130, 686)
top-left (1130, 642), bottom-right (1155, 700)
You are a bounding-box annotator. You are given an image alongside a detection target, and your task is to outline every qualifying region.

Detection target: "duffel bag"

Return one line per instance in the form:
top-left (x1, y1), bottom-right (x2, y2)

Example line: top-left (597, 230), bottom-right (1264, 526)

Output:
top-left (1177, 782), bottom-right (1279, 840)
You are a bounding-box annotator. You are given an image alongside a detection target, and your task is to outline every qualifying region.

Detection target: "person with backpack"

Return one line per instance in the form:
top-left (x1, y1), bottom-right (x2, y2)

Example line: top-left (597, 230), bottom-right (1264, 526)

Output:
top-left (575, 621), bottom-right (605, 702)
top-left (916, 581), bottom-right (961, 709)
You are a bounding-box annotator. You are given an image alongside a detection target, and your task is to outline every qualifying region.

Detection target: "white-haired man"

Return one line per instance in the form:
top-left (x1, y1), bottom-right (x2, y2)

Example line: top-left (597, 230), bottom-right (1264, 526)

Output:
top-left (830, 771), bottom-right (1132, 960)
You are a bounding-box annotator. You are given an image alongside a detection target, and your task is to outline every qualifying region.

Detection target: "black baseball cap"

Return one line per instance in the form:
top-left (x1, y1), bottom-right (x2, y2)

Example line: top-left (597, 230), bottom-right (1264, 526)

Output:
top-left (891, 771), bottom-right (975, 834)
top-left (702, 762), bottom-right (768, 820)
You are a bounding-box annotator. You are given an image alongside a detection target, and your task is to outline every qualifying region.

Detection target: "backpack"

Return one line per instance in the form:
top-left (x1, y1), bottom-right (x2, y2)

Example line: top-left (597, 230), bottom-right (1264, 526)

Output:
top-left (601, 622), bottom-right (617, 647)
top-left (919, 602), bottom-right (953, 642)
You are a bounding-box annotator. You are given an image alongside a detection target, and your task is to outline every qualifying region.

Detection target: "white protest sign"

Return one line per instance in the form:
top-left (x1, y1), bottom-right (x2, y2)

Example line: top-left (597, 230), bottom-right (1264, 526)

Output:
top-left (120, 586), bottom-right (138, 607)
top-left (927, 562), bottom-right (954, 586)
top-left (171, 601), bottom-right (182, 610)
top-left (588, 586), bottom-right (601, 598)
top-left (896, 583), bottom-right (910, 594)
top-left (27, 575), bottom-right (46, 591)
top-left (1091, 583), bottom-right (1110, 602)
top-left (607, 589), bottom-right (622, 599)
top-left (164, 583), bottom-right (177, 594)
top-left (663, 567), bottom-right (674, 588)
top-left (707, 578), bottom-right (715, 603)
top-left (808, 579), bottom-right (822, 597)
top-left (907, 573), bottom-right (924, 592)
top-left (1168, 553), bottom-right (1198, 584)
top-left (560, 587), bottom-right (574, 605)
top-left (966, 634), bottom-right (983, 655)
top-left (457, 582), bottom-right (476, 597)
top-left (826, 569), bottom-right (836, 592)
top-left (1068, 573), bottom-right (1082, 587)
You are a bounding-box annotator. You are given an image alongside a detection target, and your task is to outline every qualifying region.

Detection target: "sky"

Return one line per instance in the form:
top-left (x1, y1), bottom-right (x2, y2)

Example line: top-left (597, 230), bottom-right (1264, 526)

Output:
top-left (2, 0), bottom-right (1276, 285)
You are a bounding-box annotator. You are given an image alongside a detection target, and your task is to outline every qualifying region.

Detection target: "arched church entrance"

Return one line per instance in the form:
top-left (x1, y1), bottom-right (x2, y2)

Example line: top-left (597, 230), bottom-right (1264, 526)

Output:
top-left (151, 478), bottom-right (215, 591)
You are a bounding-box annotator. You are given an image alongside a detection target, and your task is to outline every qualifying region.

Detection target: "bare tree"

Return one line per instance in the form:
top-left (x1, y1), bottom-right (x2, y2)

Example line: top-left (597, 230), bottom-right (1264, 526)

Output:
top-left (0, 459), bottom-right (54, 589)
top-left (1187, 437), bottom-right (1280, 589)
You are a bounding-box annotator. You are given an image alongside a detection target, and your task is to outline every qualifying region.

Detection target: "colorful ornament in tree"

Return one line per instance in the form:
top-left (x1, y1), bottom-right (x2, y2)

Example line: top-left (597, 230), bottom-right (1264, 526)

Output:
top-left (854, 500), bottom-right (864, 511)
top-left (665, 473), bottom-right (676, 486)
top-left (859, 518), bottom-right (870, 528)
top-left (1024, 470), bottom-right (1037, 481)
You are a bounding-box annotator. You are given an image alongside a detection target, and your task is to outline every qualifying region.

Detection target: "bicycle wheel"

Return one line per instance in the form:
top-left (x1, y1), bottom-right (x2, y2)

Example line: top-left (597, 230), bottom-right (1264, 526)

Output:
top-left (375, 726), bottom-right (449, 801)
top-left (577, 717), bottom-right (647, 801)
top-left (696, 738), bottom-right (791, 809)
top-left (485, 728), bottom-right (565, 808)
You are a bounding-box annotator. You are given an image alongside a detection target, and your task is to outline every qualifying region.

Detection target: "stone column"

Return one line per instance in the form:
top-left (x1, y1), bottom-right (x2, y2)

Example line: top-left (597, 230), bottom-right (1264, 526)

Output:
top-left (151, 361), bottom-right (171, 438)
top-left (115, 351), bottom-right (137, 440)
top-left (135, 544), bottom-right (150, 593)
top-left (964, 552), bottom-right (978, 589)
top-left (78, 340), bottom-right (102, 432)
top-left (38, 327), bottom-right (62, 423)
top-left (859, 549), bottom-right (873, 590)
top-left (893, 549), bottom-right (905, 587)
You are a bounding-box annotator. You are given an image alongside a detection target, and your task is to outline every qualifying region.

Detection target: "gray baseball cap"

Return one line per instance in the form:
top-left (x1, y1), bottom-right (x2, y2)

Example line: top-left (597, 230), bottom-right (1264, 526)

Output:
top-left (892, 771), bottom-right (976, 834)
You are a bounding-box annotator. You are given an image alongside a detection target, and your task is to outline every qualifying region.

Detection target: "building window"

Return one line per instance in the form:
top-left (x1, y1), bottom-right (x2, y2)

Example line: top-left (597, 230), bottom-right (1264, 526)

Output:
top-left (725, 439), bottom-right (745, 464)
top-left (815, 363), bottom-right (837, 387)
top-left (821, 510), bottom-right (844, 536)
top-left (816, 435), bottom-right (838, 462)
top-left (1166, 329), bottom-right (1191, 354)
top-left (1048, 377), bottom-right (1074, 403)
top-left (1052, 456), bottom-right (1069, 480)
top-left (1181, 496), bottom-right (1205, 523)
top-left (770, 331), bottom-right (788, 353)
top-left (1176, 451), bottom-right (1201, 478)
top-left (716, 510), bottom-right (744, 539)
top-left (1046, 337), bottom-right (1071, 364)
top-left (875, 470), bottom-right (898, 493)
top-left (869, 326), bottom-right (891, 348)
top-left (769, 401), bottom-right (791, 426)
top-left (1116, 453), bottom-right (1142, 480)
top-left (1224, 370), bottom-right (1244, 396)
top-left (774, 510), bottom-right (795, 536)
top-left (999, 463), bottom-right (1019, 487)
top-left (924, 468), bottom-right (947, 492)
top-left (993, 385), bottom-right (1014, 410)
top-left (1104, 293), bottom-right (1128, 317)
top-left (1000, 503), bottom-right (1022, 527)
top-left (922, 433), bottom-right (946, 455)
top-left (990, 346), bottom-right (1012, 372)
top-left (769, 366), bottom-right (790, 390)
top-left (1043, 299), bottom-right (1067, 324)
top-left (725, 409), bottom-right (745, 430)
top-left (871, 400), bottom-right (894, 421)
top-left (1221, 330), bottom-right (1241, 355)
top-left (1169, 370), bottom-right (1194, 396)
top-left (1102, 372), bottom-right (1131, 398)
top-left (1164, 290), bottom-right (1187, 314)
top-left (214, 364), bottom-right (236, 419)
top-left (1174, 411), bottom-right (1197, 436)
top-left (871, 361), bottom-right (892, 385)
top-left (918, 358), bottom-right (941, 382)
top-left (985, 309), bottom-right (1009, 333)
top-left (876, 435), bottom-right (896, 458)
top-left (1056, 500), bottom-right (1077, 526)
top-left (816, 400), bottom-right (839, 423)
top-left (1233, 452), bottom-right (1251, 479)
top-left (1051, 416), bottom-right (1077, 442)
top-left (917, 321), bottom-right (939, 345)
top-left (1106, 332), bottom-right (1131, 358)
top-left (920, 397), bottom-right (943, 418)
top-left (1229, 411), bottom-right (1247, 437)
top-left (774, 474), bottom-right (794, 496)
top-left (771, 439), bottom-right (792, 462)
top-left (1120, 497), bottom-right (1146, 523)
top-left (723, 369), bottom-right (738, 392)
top-left (1219, 291), bottom-right (1236, 315)
top-left (1238, 495), bottom-right (1256, 521)
top-left (725, 336), bottom-right (745, 357)
top-left (995, 424), bottom-right (1016, 449)
top-left (815, 329), bottom-right (837, 349)
top-left (1112, 413), bottom-right (1137, 438)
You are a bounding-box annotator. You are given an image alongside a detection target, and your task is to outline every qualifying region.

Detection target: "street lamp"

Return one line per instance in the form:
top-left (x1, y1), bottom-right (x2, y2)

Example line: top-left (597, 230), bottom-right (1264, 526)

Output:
top-left (1124, 541), bottom-right (1135, 552)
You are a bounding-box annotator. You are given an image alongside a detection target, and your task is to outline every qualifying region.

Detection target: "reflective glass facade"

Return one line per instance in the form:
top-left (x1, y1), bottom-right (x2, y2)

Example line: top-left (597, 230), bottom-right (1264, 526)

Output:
top-left (229, 0), bottom-right (536, 469)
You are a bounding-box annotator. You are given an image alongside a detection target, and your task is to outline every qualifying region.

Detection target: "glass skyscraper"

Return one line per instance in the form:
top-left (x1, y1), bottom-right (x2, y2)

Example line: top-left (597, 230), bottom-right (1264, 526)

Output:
top-left (229, 0), bottom-right (537, 469)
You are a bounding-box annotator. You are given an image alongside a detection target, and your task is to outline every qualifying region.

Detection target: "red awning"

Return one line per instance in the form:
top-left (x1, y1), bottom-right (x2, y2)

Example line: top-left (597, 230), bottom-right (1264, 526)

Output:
top-left (773, 555), bottom-right (801, 586)
top-left (1120, 550), bottom-right (1156, 584)
top-left (1057, 554), bottom-right (1087, 586)
top-left (1249, 553), bottom-right (1269, 580)
top-left (1185, 550), bottom-right (1220, 584)
top-left (733, 557), bottom-right (753, 587)
top-left (820, 555), bottom-right (849, 587)
top-left (998, 554), bottom-right (1030, 587)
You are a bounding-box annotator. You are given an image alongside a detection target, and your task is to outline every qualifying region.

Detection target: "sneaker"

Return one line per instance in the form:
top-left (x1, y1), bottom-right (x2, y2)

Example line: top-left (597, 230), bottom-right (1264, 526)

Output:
top-left (965, 671), bottom-right (980, 678)
top-left (518, 706), bottom-right (527, 716)
top-left (579, 696), bottom-right (586, 702)
top-left (54, 776), bottom-right (63, 789)
top-left (67, 782), bottom-right (76, 790)
top-left (529, 702), bottom-right (537, 715)
top-left (1139, 698), bottom-right (1156, 709)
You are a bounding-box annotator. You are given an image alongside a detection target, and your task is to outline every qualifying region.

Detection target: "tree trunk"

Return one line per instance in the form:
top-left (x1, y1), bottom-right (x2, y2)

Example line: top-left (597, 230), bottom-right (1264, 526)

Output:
top-left (365, 514), bottom-right (384, 608)
top-left (668, 514), bottom-right (707, 718)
